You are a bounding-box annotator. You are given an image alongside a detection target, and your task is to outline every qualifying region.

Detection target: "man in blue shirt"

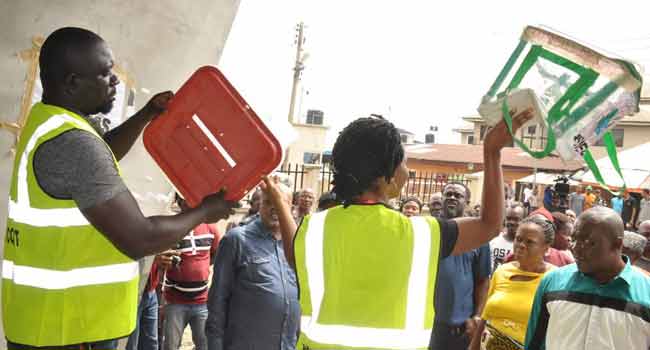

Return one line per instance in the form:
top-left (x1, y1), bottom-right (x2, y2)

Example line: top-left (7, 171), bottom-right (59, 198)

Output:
top-left (206, 185), bottom-right (299, 350)
top-left (610, 193), bottom-right (623, 216)
top-left (543, 186), bottom-right (554, 211)
top-left (568, 187), bottom-right (586, 215)
top-left (430, 182), bottom-right (491, 350)
top-left (525, 207), bottom-right (650, 349)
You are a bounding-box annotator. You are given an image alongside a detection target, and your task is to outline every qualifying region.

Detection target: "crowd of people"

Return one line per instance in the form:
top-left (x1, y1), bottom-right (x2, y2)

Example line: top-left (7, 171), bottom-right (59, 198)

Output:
top-left (390, 185), bottom-right (650, 349)
top-left (128, 176), bottom-right (650, 350)
top-left (3, 26), bottom-right (650, 350)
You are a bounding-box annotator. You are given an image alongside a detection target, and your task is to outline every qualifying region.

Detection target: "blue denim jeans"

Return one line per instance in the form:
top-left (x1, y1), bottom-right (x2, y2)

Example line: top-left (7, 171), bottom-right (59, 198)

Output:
top-left (126, 290), bottom-right (159, 350)
top-left (162, 303), bottom-right (208, 350)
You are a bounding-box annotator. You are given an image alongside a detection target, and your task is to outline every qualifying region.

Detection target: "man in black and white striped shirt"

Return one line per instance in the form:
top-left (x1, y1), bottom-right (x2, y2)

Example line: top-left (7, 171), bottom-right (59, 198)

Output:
top-left (162, 194), bottom-right (223, 350)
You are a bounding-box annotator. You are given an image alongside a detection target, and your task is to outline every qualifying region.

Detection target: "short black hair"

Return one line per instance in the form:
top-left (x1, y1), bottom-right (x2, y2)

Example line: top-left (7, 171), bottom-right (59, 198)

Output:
top-left (400, 196), bottom-right (422, 211)
top-left (318, 192), bottom-right (341, 210)
top-left (443, 181), bottom-right (471, 203)
top-left (39, 27), bottom-right (104, 90)
top-left (331, 116), bottom-right (404, 205)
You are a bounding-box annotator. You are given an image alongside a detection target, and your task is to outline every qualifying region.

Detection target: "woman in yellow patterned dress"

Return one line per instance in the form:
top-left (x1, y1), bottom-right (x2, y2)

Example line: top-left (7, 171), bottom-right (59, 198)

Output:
top-left (470, 215), bottom-right (557, 350)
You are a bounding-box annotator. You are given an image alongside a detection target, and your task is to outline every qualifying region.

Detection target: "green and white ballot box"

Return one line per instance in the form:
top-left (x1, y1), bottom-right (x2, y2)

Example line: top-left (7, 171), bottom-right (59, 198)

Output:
top-left (478, 25), bottom-right (643, 190)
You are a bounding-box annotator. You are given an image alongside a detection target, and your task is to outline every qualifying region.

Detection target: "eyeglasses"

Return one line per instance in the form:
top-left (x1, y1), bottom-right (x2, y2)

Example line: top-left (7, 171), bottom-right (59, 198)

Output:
top-left (444, 192), bottom-right (465, 200)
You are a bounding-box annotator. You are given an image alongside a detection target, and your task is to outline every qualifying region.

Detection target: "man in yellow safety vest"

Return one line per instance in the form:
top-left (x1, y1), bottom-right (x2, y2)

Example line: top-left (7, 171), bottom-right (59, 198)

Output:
top-left (3, 27), bottom-right (235, 349)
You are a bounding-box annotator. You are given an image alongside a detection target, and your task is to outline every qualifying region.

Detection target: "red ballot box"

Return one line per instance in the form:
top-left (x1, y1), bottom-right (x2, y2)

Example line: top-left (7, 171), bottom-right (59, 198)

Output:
top-left (143, 66), bottom-right (282, 207)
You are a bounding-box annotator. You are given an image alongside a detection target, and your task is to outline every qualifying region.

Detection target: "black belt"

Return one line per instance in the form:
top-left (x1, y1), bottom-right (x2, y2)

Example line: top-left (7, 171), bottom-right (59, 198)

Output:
top-left (438, 322), bottom-right (466, 337)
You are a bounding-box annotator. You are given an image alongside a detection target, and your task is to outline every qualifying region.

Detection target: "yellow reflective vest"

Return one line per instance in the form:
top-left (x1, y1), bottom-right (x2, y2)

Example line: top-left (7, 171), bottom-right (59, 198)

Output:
top-left (295, 204), bottom-right (442, 349)
top-left (3, 103), bottom-right (138, 346)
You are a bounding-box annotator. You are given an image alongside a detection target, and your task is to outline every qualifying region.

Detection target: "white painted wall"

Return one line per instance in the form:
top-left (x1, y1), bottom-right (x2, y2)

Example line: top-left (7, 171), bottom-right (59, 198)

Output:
top-left (0, 1), bottom-right (241, 346)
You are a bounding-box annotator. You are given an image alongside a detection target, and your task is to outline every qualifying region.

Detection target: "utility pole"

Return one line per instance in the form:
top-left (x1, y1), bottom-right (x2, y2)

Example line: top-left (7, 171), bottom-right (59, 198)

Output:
top-left (288, 22), bottom-right (306, 125)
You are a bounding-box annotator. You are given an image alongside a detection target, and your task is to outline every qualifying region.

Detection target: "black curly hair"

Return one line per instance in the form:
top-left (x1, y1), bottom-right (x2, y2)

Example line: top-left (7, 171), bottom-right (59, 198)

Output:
top-left (331, 116), bottom-right (404, 206)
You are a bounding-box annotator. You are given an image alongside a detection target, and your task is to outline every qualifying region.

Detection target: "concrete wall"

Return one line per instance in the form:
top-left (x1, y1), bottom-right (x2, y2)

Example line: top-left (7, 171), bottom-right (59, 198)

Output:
top-left (588, 124), bottom-right (650, 159)
top-left (406, 158), bottom-right (478, 175)
top-left (468, 118), bottom-right (650, 161)
top-left (286, 123), bottom-right (329, 165)
top-left (0, 1), bottom-right (240, 346)
top-left (471, 119), bottom-right (543, 147)
top-left (400, 133), bottom-right (415, 144)
top-left (459, 132), bottom-right (473, 145)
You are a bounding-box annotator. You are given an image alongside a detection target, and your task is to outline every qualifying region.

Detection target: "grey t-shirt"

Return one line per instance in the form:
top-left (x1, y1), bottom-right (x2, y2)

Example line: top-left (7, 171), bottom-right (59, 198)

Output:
top-left (33, 129), bottom-right (128, 210)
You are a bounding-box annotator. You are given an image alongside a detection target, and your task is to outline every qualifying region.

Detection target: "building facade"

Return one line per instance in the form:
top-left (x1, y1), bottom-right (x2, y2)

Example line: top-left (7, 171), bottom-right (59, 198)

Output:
top-left (405, 144), bottom-right (584, 195)
top-left (456, 100), bottom-right (650, 160)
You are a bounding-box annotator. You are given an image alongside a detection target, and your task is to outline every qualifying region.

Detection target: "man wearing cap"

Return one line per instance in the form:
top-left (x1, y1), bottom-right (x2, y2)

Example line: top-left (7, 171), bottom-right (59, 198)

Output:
top-left (622, 231), bottom-right (650, 277)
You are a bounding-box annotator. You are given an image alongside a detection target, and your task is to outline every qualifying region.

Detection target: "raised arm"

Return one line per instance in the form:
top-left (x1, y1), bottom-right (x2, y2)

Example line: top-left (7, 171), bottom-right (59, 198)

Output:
top-left (103, 91), bottom-right (173, 160)
top-left (452, 109), bottom-right (533, 255)
top-left (260, 175), bottom-right (298, 267)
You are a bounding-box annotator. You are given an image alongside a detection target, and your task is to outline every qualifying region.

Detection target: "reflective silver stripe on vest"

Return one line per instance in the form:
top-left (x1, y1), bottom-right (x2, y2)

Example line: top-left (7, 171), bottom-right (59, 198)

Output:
top-left (8, 201), bottom-right (90, 227)
top-left (2, 259), bottom-right (138, 290)
top-left (301, 212), bottom-right (433, 349)
top-left (9, 114), bottom-right (91, 227)
top-left (300, 317), bottom-right (431, 349)
top-left (405, 216), bottom-right (432, 330)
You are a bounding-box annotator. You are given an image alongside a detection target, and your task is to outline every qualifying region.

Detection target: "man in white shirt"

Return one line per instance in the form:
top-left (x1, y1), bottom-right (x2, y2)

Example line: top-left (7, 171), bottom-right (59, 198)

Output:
top-left (489, 204), bottom-right (524, 272)
top-left (523, 185), bottom-right (533, 215)
top-left (636, 189), bottom-right (650, 228)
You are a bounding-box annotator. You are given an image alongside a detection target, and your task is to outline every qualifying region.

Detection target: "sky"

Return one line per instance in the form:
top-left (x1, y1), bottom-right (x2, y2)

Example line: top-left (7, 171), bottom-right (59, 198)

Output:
top-left (218, 0), bottom-right (650, 148)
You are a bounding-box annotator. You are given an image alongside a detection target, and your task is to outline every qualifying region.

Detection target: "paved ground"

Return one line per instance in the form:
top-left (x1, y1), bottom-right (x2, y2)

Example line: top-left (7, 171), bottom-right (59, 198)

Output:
top-left (180, 327), bottom-right (195, 349)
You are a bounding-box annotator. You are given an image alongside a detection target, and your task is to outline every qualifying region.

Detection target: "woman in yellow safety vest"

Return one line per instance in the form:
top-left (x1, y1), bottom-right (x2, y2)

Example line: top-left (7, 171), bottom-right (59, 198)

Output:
top-left (262, 111), bottom-right (531, 350)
